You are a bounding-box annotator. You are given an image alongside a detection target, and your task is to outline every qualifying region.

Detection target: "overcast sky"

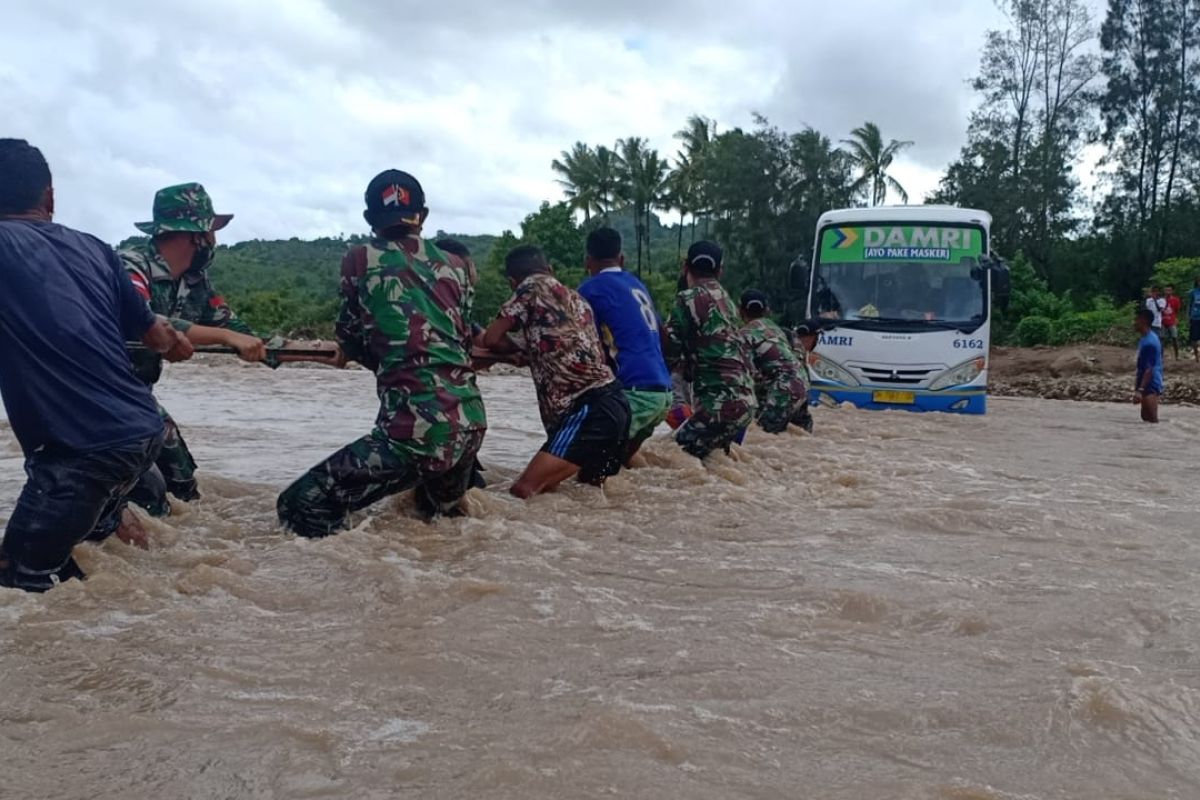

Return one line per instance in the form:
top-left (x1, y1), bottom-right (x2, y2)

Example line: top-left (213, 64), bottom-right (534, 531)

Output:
top-left (4, 0), bottom-right (1011, 244)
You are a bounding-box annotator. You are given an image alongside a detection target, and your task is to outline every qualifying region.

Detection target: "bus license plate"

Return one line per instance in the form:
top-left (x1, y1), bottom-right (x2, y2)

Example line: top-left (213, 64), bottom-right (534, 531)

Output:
top-left (873, 390), bottom-right (915, 405)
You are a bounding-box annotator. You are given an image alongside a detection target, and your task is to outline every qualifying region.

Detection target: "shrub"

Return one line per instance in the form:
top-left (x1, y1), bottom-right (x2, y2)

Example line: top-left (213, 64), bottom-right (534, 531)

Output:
top-left (1016, 316), bottom-right (1054, 346)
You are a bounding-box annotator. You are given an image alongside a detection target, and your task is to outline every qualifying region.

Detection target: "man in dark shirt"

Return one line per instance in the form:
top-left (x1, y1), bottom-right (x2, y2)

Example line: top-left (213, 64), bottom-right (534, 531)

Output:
top-left (0, 139), bottom-right (191, 592)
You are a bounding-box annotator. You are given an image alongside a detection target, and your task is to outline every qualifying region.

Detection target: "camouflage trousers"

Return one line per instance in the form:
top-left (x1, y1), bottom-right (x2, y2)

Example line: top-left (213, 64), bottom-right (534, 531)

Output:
top-left (126, 404), bottom-right (199, 516)
top-left (277, 429), bottom-right (485, 539)
top-left (674, 396), bottom-right (756, 460)
top-left (756, 378), bottom-right (808, 434)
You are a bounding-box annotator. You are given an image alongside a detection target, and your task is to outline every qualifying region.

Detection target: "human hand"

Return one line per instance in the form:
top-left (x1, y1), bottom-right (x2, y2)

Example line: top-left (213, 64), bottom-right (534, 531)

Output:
top-left (164, 329), bottom-right (195, 362)
top-left (228, 332), bottom-right (267, 363)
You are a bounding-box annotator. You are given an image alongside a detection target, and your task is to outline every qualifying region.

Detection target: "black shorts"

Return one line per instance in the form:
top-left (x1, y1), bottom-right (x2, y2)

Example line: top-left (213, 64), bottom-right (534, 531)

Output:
top-left (541, 382), bottom-right (631, 482)
top-left (1190, 323), bottom-right (1200, 344)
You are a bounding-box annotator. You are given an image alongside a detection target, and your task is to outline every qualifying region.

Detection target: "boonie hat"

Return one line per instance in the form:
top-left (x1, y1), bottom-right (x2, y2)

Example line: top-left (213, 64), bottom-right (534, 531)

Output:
top-left (740, 289), bottom-right (770, 312)
top-left (135, 182), bottom-right (232, 235)
top-left (686, 240), bottom-right (723, 271)
top-left (364, 169), bottom-right (426, 230)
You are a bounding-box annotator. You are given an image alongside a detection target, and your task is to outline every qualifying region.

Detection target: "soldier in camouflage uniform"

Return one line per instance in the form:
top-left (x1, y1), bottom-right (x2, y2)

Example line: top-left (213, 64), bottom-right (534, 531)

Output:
top-left (119, 184), bottom-right (272, 514)
top-left (788, 320), bottom-right (821, 433)
top-left (666, 241), bottom-right (757, 459)
top-left (277, 170), bottom-right (487, 536)
top-left (738, 290), bottom-right (808, 434)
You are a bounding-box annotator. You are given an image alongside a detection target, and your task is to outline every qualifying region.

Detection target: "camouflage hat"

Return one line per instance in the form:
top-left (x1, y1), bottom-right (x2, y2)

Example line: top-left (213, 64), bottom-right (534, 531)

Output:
top-left (135, 182), bottom-right (233, 235)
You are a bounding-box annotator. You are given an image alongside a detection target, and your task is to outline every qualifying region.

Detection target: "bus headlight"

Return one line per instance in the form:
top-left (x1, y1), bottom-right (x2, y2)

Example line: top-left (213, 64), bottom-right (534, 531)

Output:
top-left (929, 357), bottom-right (986, 391)
top-left (808, 353), bottom-right (859, 387)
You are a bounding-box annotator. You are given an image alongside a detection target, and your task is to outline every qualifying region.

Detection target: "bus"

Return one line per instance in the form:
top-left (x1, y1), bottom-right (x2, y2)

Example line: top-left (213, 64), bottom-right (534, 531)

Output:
top-left (795, 206), bottom-right (1009, 414)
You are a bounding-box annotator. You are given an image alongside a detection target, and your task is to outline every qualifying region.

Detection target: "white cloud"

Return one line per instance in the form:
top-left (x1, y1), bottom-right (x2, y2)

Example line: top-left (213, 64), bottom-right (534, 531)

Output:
top-left (2, 0), bottom-right (1008, 244)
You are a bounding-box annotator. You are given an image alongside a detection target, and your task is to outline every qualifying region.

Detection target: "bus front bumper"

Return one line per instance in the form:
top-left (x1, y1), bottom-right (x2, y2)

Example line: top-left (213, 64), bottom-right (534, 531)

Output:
top-left (810, 384), bottom-right (987, 415)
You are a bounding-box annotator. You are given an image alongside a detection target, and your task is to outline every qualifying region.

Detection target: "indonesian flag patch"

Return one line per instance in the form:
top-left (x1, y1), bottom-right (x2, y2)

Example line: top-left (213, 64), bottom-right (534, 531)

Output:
top-left (129, 271), bottom-right (151, 300)
top-left (381, 184), bottom-right (410, 207)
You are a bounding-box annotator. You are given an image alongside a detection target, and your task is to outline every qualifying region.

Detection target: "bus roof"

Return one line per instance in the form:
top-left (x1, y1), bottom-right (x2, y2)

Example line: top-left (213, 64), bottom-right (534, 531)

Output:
top-left (816, 205), bottom-right (992, 229)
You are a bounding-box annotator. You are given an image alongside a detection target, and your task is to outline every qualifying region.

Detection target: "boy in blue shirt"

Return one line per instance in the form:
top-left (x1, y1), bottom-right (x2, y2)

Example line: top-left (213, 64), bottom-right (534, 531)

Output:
top-left (578, 228), bottom-right (672, 462)
top-left (1134, 307), bottom-right (1164, 423)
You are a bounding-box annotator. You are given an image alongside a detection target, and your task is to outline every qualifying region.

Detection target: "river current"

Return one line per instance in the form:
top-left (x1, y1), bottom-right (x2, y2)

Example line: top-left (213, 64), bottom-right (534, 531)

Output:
top-left (1, 360), bottom-right (1198, 799)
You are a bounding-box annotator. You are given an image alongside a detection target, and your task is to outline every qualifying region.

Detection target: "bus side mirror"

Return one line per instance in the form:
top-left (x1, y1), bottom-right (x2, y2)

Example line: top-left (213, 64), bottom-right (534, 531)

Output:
top-left (789, 260), bottom-right (810, 296)
top-left (990, 258), bottom-right (1011, 311)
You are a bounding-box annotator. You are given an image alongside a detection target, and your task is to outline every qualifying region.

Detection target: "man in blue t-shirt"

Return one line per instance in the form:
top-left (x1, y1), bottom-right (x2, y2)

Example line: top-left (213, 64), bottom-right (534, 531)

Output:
top-left (1134, 307), bottom-right (1164, 424)
top-left (1188, 277), bottom-right (1200, 362)
top-left (0, 139), bottom-right (192, 592)
top-left (578, 228), bottom-right (672, 462)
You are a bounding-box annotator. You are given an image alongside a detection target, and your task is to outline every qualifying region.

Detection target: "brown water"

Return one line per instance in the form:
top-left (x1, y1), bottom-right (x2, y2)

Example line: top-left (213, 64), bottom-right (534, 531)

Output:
top-left (2, 361), bottom-right (1199, 799)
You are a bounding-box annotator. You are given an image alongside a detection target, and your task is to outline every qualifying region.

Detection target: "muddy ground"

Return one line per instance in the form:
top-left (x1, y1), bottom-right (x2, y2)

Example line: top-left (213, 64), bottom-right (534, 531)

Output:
top-left (990, 343), bottom-right (1200, 404)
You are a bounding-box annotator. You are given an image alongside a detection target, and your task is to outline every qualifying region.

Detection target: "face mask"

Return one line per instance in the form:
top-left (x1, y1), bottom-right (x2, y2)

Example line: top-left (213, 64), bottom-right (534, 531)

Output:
top-left (188, 235), bottom-right (215, 275)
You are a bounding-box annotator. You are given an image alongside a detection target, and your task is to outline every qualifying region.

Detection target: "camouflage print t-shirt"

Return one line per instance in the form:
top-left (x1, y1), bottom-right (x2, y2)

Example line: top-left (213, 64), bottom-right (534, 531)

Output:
top-left (498, 273), bottom-right (615, 431)
top-left (338, 236), bottom-right (486, 455)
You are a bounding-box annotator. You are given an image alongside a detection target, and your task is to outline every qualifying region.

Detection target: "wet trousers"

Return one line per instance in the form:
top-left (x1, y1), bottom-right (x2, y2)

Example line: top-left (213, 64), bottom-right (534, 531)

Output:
top-left (127, 404), bottom-right (199, 516)
top-left (277, 429), bottom-right (485, 538)
top-left (0, 434), bottom-right (163, 592)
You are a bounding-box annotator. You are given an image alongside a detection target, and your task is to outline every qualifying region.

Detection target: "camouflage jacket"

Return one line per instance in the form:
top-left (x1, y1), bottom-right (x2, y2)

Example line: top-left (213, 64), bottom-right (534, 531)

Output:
top-left (498, 273), bottom-right (615, 432)
top-left (120, 240), bottom-right (258, 385)
top-left (742, 318), bottom-right (807, 403)
top-left (338, 235), bottom-right (486, 449)
top-left (666, 279), bottom-right (757, 419)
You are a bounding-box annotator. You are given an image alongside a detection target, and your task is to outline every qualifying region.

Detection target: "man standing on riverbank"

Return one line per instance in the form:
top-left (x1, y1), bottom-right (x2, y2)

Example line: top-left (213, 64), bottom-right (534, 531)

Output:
top-left (0, 139), bottom-right (192, 591)
top-left (278, 170), bottom-right (486, 534)
top-left (578, 227), bottom-right (672, 463)
top-left (666, 241), bottom-right (757, 459)
top-left (1145, 287), bottom-right (1166, 338)
top-left (1189, 278), bottom-right (1200, 362)
top-left (1134, 307), bottom-right (1164, 423)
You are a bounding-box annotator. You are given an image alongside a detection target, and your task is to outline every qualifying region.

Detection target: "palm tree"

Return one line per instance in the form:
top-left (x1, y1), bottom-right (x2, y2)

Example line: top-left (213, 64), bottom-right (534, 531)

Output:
top-left (667, 156), bottom-right (692, 260)
top-left (591, 145), bottom-right (619, 221)
top-left (638, 150), bottom-right (670, 271)
top-left (674, 115), bottom-right (716, 238)
top-left (551, 142), bottom-right (599, 221)
top-left (841, 122), bottom-right (914, 206)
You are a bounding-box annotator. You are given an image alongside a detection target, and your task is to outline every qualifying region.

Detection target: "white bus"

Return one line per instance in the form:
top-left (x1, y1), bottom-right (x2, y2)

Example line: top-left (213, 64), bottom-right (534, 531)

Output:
top-left (798, 206), bottom-right (1009, 415)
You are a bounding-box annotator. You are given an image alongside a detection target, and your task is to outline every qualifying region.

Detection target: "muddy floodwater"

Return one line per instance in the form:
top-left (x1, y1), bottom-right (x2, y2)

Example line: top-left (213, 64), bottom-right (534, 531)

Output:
top-left (2, 361), bottom-right (1199, 799)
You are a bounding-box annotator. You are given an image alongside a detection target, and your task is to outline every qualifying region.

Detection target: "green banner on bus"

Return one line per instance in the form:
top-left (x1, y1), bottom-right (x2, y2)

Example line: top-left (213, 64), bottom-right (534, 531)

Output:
top-left (819, 224), bottom-right (984, 264)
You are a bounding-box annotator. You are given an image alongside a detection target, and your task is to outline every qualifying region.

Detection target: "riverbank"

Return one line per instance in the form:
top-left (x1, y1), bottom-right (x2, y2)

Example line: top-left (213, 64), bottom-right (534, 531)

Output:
top-left (990, 344), bottom-right (1200, 404)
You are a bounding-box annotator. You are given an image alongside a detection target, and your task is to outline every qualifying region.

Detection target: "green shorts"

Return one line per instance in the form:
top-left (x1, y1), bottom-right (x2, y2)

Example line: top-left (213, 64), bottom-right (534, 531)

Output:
top-left (625, 389), bottom-right (672, 446)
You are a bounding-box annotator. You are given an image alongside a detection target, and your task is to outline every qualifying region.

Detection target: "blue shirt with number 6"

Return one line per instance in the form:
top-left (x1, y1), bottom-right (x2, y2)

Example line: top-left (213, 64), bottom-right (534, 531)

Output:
top-left (579, 268), bottom-right (671, 390)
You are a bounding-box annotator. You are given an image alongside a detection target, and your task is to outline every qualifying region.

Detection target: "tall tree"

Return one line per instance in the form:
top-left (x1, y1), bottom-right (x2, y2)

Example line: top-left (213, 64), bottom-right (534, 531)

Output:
top-left (615, 137), bottom-right (668, 276)
top-left (841, 122), bottom-right (913, 206)
top-left (674, 115), bottom-right (717, 238)
top-left (1100, 0), bottom-right (1200, 281)
top-left (932, 0), bottom-right (1098, 284)
top-left (550, 142), bottom-right (599, 221)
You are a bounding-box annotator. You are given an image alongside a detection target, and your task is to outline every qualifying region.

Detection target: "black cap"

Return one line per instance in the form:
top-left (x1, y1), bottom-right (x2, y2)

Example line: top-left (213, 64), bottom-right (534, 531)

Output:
top-left (740, 289), bottom-right (769, 312)
top-left (363, 169), bottom-right (426, 230)
top-left (794, 318), bottom-right (825, 337)
top-left (686, 240), bottom-right (723, 272)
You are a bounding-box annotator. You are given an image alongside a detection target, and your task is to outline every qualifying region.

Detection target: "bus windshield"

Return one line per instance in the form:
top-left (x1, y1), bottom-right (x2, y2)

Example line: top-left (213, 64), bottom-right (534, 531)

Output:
top-left (811, 223), bottom-right (987, 330)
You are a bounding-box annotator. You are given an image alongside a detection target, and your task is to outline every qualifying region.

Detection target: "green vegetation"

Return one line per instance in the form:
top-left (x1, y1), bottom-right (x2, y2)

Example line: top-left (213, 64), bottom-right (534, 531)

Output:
top-left (164, 0), bottom-right (1200, 346)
